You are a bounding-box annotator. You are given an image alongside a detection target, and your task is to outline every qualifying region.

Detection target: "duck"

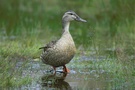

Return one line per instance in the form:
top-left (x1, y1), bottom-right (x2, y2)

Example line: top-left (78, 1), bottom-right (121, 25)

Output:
top-left (39, 10), bottom-right (86, 74)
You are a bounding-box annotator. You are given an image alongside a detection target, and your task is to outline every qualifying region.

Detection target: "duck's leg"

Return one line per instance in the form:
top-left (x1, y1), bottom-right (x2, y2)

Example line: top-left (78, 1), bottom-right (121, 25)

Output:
top-left (52, 66), bottom-right (56, 75)
top-left (63, 65), bottom-right (70, 73)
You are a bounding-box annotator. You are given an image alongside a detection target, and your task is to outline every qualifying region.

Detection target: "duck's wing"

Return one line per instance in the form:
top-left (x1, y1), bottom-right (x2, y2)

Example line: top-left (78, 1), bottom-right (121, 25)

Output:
top-left (39, 40), bottom-right (57, 52)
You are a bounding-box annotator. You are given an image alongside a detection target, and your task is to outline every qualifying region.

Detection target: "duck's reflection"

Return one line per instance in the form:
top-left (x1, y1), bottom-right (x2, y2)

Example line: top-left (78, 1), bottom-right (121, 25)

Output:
top-left (41, 73), bottom-right (72, 90)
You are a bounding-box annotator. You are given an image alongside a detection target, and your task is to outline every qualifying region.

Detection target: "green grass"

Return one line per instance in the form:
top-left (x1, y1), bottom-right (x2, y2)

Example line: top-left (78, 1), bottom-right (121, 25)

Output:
top-left (0, 0), bottom-right (135, 89)
top-left (0, 56), bottom-right (32, 87)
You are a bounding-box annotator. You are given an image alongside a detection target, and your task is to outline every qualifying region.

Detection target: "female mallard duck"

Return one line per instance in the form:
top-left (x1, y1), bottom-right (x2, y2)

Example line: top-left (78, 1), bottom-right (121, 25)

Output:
top-left (39, 10), bottom-right (86, 74)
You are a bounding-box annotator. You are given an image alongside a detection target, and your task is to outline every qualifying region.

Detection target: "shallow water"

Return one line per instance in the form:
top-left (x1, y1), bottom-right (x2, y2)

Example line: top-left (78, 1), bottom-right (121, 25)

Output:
top-left (7, 55), bottom-right (134, 90)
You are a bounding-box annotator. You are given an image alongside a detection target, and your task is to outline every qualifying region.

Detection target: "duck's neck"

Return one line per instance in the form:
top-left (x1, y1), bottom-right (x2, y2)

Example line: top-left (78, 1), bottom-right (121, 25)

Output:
top-left (62, 21), bottom-right (70, 34)
top-left (61, 20), bottom-right (75, 44)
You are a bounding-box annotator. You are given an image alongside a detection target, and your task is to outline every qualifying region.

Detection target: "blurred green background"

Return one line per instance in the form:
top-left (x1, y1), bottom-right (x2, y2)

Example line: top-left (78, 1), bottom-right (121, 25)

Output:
top-left (0, 0), bottom-right (135, 50)
top-left (0, 0), bottom-right (135, 88)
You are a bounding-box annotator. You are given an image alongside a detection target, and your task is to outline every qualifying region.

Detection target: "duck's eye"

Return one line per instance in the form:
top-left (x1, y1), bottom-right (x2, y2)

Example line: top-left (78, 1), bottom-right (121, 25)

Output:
top-left (69, 13), bottom-right (73, 15)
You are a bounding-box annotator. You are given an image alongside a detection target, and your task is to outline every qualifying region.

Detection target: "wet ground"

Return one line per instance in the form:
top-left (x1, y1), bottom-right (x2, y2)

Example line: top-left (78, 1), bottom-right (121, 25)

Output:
top-left (7, 55), bottom-right (134, 90)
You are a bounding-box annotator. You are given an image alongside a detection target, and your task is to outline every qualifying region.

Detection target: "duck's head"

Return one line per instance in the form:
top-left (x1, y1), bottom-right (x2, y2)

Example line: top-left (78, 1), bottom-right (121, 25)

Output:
top-left (62, 10), bottom-right (87, 22)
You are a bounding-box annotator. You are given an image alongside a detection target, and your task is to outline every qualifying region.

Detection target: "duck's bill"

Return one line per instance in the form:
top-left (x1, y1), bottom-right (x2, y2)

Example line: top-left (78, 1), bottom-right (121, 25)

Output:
top-left (76, 17), bottom-right (87, 22)
top-left (79, 18), bottom-right (87, 22)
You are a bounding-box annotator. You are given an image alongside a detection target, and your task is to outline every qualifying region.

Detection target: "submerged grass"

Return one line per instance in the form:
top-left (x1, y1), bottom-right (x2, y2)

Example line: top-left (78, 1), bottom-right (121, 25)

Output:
top-left (0, 56), bottom-right (32, 88)
top-left (70, 55), bottom-right (135, 89)
top-left (0, 0), bottom-right (135, 89)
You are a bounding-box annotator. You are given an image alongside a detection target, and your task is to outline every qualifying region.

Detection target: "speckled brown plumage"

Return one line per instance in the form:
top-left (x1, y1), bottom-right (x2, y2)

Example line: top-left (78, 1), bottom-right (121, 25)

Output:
top-left (39, 10), bottom-right (86, 73)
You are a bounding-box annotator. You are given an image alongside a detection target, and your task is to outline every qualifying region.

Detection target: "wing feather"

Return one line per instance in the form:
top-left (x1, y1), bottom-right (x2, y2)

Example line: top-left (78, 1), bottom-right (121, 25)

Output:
top-left (39, 40), bottom-right (57, 52)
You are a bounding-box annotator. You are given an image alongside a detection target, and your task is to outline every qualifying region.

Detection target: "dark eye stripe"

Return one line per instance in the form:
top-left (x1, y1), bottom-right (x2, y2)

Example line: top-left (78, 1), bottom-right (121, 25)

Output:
top-left (67, 12), bottom-right (74, 15)
top-left (69, 13), bottom-right (74, 15)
